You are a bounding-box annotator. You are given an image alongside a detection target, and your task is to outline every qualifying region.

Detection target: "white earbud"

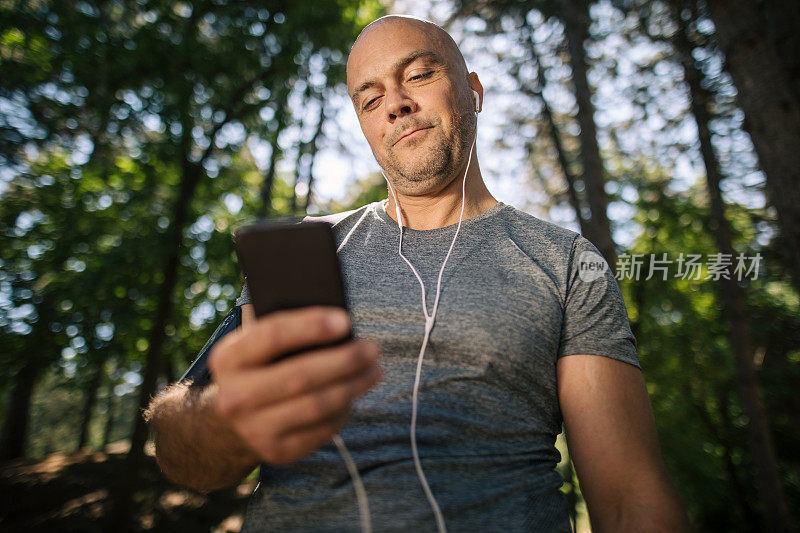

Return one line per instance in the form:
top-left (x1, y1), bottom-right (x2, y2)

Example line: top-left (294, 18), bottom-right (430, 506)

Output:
top-left (472, 89), bottom-right (480, 114)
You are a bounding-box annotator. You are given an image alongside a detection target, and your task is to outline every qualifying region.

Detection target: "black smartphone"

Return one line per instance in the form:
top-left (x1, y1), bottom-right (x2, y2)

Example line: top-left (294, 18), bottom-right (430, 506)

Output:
top-left (234, 220), bottom-right (352, 359)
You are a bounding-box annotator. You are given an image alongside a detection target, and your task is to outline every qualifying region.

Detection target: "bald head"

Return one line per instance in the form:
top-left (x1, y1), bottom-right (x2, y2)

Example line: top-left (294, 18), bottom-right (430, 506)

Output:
top-left (347, 15), bottom-right (469, 95)
top-left (344, 14), bottom-right (483, 197)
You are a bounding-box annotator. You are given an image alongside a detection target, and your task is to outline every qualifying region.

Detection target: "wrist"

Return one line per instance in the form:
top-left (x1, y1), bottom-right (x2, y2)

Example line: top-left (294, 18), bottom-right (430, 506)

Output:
top-left (147, 381), bottom-right (260, 490)
top-left (195, 383), bottom-right (262, 467)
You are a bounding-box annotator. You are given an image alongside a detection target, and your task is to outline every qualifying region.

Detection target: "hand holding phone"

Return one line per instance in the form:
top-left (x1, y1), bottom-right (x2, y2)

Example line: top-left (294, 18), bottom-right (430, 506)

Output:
top-left (205, 222), bottom-right (382, 465)
top-left (234, 221), bottom-right (353, 357)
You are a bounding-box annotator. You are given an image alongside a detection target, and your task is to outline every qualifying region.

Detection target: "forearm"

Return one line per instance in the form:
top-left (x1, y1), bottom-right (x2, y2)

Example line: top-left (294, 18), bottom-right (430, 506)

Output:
top-left (589, 474), bottom-right (692, 533)
top-left (145, 381), bottom-right (260, 491)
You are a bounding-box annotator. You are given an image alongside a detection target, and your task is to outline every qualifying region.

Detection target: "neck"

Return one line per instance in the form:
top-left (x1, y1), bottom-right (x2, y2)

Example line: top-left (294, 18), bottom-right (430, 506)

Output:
top-left (384, 151), bottom-right (497, 230)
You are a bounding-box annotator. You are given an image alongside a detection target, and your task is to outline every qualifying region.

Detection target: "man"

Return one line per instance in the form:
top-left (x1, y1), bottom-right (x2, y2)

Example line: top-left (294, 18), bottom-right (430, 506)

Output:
top-left (146, 15), bottom-right (691, 532)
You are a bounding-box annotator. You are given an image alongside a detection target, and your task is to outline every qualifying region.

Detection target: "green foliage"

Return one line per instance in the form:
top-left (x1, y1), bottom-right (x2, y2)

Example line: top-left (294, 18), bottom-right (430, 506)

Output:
top-left (619, 176), bottom-right (800, 530)
top-left (320, 171), bottom-right (389, 213)
top-left (0, 0), bottom-right (384, 456)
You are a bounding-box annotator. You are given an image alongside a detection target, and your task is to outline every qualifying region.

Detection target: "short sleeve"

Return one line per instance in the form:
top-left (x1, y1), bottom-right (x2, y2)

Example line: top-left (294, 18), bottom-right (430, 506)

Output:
top-left (179, 305), bottom-right (242, 387)
top-left (235, 281), bottom-right (252, 306)
top-left (558, 235), bottom-right (641, 370)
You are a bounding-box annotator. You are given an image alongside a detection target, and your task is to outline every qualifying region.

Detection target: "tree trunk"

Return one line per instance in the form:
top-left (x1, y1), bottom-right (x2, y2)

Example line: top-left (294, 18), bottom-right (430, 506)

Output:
top-left (259, 105), bottom-right (288, 218)
top-left (102, 387), bottom-right (116, 449)
top-left (762, 0), bottom-right (800, 104)
top-left (260, 141), bottom-right (281, 217)
top-left (521, 22), bottom-right (592, 240)
top-left (260, 139), bottom-right (282, 217)
top-left (128, 160), bottom-right (202, 457)
top-left (562, 0), bottom-right (618, 270)
top-left (705, 0), bottom-right (800, 297)
top-left (76, 358), bottom-right (105, 451)
top-left (677, 16), bottom-right (796, 531)
top-left (290, 84), bottom-right (314, 215)
top-left (109, 153), bottom-right (204, 527)
top-left (163, 353), bottom-right (176, 385)
top-left (303, 100), bottom-right (327, 212)
top-left (716, 389), bottom-right (761, 532)
top-left (0, 291), bottom-right (59, 461)
top-left (684, 365), bottom-right (759, 531)
top-left (289, 144), bottom-right (305, 215)
top-left (0, 358), bottom-right (42, 461)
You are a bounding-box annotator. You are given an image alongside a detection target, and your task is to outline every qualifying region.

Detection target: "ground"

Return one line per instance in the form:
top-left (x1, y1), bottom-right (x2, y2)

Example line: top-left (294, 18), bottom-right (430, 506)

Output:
top-left (0, 441), bottom-right (255, 532)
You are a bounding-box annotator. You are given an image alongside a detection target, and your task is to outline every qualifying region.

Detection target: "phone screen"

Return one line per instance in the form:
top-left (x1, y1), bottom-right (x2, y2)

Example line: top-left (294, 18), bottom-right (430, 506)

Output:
top-left (234, 220), bottom-right (349, 319)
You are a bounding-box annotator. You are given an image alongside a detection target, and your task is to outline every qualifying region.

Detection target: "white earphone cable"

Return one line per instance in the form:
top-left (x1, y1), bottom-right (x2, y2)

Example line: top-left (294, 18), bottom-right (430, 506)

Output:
top-left (332, 434), bottom-right (372, 533)
top-left (333, 93), bottom-right (479, 533)
top-left (382, 131), bottom-right (477, 533)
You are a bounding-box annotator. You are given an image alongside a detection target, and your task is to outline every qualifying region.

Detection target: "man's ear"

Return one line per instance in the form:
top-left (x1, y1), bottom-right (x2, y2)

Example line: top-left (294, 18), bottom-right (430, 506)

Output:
top-left (468, 72), bottom-right (484, 113)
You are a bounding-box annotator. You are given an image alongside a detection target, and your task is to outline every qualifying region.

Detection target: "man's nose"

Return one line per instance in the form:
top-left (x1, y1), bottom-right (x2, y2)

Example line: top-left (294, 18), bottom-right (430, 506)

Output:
top-left (385, 88), bottom-right (417, 119)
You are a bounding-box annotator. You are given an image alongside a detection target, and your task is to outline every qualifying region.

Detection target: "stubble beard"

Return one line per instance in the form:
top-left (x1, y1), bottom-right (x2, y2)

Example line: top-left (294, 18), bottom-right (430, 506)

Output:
top-left (376, 108), bottom-right (475, 196)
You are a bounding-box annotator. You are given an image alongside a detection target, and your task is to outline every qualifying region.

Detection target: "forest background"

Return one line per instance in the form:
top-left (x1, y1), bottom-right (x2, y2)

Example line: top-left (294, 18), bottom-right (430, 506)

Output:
top-left (1, 0), bottom-right (798, 531)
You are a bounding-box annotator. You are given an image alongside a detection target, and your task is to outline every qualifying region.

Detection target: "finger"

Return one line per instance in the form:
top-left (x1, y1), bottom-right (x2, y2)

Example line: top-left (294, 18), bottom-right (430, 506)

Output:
top-left (209, 306), bottom-right (351, 374)
top-left (259, 415), bottom-right (351, 465)
top-left (232, 363), bottom-right (381, 449)
top-left (269, 363), bottom-right (382, 435)
top-left (267, 400), bottom-right (363, 465)
top-left (215, 340), bottom-right (380, 418)
top-left (231, 404), bottom-right (352, 466)
top-left (241, 303), bottom-right (256, 327)
top-left (327, 408), bottom-right (352, 431)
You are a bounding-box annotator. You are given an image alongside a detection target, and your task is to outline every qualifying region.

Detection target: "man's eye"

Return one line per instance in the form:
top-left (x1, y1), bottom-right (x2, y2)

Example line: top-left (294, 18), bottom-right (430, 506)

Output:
top-left (364, 97), bottom-right (379, 109)
top-left (410, 71), bottom-right (433, 81)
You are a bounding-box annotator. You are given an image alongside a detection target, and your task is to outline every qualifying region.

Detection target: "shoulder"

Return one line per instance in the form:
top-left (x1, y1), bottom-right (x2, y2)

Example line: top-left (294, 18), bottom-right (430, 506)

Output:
top-left (491, 203), bottom-right (582, 261)
top-left (498, 204), bottom-right (579, 241)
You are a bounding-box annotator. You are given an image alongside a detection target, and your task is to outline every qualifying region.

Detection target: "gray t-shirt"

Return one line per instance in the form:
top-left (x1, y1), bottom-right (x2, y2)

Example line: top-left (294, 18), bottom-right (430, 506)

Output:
top-left (237, 200), bottom-right (640, 532)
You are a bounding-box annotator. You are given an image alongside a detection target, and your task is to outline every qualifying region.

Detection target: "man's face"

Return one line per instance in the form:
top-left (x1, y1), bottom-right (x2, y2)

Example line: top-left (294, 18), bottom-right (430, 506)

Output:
top-left (346, 20), bottom-right (476, 196)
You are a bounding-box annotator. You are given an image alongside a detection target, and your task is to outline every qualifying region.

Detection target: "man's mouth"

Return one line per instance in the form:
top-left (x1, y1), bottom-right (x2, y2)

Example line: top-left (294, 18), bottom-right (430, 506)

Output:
top-left (394, 126), bottom-right (432, 145)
